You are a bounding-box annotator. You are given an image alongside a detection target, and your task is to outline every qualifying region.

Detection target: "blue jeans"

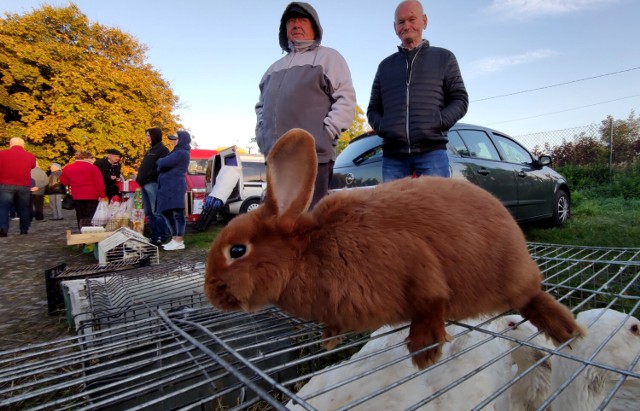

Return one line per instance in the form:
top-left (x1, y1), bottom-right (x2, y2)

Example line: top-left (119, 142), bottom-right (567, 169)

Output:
top-left (141, 183), bottom-right (169, 240)
top-left (382, 149), bottom-right (451, 182)
top-left (162, 209), bottom-right (186, 237)
top-left (0, 185), bottom-right (32, 233)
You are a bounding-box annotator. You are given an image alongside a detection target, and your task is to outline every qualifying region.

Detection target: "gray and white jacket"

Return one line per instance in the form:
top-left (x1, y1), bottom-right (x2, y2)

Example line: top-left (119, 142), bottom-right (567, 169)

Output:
top-left (255, 2), bottom-right (356, 163)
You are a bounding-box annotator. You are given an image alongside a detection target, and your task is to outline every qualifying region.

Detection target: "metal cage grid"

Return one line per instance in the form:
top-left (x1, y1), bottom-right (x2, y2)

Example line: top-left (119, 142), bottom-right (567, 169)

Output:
top-left (75, 261), bottom-right (208, 334)
top-left (1, 243), bottom-right (639, 410)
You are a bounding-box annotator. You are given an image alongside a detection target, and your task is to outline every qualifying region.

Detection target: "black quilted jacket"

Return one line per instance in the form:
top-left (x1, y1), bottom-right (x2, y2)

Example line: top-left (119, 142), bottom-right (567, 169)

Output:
top-left (367, 40), bottom-right (469, 155)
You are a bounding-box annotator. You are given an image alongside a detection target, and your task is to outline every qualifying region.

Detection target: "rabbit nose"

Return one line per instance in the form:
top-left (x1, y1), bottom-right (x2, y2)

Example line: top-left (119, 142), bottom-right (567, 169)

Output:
top-left (230, 244), bottom-right (247, 259)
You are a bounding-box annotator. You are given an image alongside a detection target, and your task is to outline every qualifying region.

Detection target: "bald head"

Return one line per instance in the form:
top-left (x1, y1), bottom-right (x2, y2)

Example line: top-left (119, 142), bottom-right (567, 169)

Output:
top-left (9, 137), bottom-right (25, 148)
top-left (395, 0), bottom-right (424, 17)
top-left (394, 0), bottom-right (427, 50)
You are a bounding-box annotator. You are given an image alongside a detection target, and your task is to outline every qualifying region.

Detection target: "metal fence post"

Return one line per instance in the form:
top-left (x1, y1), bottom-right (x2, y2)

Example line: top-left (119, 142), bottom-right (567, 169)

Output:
top-left (609, 118), bottom-right (614, 182)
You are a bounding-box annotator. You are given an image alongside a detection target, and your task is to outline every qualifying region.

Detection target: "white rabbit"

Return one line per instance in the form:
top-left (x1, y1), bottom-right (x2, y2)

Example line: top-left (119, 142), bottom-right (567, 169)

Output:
top-left (286, 317), bottom-right (515, 410)
top-left (503, 314), bottom-right (553, 411)
top-left (550, 308), bottom-right (640, 410)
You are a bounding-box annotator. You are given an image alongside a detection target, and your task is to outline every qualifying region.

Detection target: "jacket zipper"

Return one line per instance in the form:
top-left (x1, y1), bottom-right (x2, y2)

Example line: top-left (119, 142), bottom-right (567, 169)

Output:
top-left (405, 50), bottom-right (419, 153)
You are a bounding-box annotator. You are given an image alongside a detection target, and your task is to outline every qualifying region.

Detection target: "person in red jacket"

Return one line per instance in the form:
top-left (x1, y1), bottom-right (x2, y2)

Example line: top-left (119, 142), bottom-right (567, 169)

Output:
top-left (0, 137), bottom-right (36, 236)
top-left (60, 151), bottom-right (106, 229)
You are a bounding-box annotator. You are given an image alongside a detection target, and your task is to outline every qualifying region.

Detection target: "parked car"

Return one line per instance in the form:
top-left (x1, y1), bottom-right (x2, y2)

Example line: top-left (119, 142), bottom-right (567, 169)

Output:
top-left (330, 123), bottom-right (570, 227)
top-left (206, 146), bottom-right (266, 217)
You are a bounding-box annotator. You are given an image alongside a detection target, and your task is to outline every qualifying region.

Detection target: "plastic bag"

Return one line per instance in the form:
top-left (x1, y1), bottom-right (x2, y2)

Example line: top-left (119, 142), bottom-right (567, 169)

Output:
top-left (107, 198), bottom-right (131, 230)
top-left (91, 200), bottom-right (110, 226)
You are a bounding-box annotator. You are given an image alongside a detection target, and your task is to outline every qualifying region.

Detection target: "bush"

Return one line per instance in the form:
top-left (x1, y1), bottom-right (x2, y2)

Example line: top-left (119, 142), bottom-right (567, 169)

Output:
top-left (557, 164), bottom-right (610, 190)
top-left (558, 163), bottom-right (640, 199)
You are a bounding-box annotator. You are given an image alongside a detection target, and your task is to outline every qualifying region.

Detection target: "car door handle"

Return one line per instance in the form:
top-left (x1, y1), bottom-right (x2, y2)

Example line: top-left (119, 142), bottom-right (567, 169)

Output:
top-left (477, 168), bottom-right (490, 176)
top-left (517, 171), bottom-right (527, 178)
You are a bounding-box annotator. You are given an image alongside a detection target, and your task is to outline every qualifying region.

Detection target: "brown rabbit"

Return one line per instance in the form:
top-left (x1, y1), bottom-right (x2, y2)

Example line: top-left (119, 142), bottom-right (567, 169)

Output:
top-left (205, 128), bottom-right (585, 369)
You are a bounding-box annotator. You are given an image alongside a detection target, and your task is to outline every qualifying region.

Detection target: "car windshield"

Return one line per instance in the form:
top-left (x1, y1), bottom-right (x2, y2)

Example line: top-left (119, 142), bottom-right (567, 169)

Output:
top-left (188, 159), bottom-right (208, 175)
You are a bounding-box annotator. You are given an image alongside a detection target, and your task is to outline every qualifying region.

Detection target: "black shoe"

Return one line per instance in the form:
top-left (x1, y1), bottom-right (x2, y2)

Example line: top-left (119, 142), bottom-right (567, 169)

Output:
top-left (20, 231), bottom-right (28, 235)
top-left (0, 231), bottom-right (6, 237)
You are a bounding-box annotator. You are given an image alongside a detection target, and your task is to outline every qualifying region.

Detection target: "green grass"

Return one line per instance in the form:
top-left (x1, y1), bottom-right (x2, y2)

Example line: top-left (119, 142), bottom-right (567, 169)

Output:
top-left (188, 194), bottom-right (640, 250)
top-left (522, 194), bottom-right (640, 248)
top-left (185, 225), bottom-right (222, 249)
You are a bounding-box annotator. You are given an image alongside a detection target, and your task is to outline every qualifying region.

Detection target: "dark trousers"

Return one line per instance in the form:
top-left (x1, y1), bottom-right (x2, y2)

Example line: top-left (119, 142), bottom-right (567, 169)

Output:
top-left (0, 184), bottom-right (31, 234)
top-left (31, 194), bottom-right (44, 220)
top-left (310, 161), bottom-right (334, 210)
top-left (141, 182), bottom-right (169, 240)
top-left (74, 199), bottom-right (99, 229)
top-left (106, 184), bottom-right (120, 201)
top-left (162, 208), bottom-right (186, 237)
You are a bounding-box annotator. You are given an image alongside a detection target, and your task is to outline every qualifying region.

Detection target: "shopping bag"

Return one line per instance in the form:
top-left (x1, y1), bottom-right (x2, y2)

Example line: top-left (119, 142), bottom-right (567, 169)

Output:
top-left (107, 199), bottom-right (131, 230)
top-left (91, 200), bottom-right (110, 226)
top-left (61, 194), bottom-right (75, 210)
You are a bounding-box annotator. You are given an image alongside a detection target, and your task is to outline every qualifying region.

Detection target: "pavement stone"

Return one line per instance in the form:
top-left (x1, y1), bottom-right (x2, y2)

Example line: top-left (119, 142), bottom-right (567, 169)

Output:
top-left (0, 207), bottom-right (208, 350)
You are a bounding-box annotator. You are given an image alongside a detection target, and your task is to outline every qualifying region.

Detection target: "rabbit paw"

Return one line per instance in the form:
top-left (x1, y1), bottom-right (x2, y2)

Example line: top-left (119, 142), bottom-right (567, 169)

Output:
top-left (407, 317), bottom-right (451, 369)
top-left (321, 327), bottom-right (344, 351)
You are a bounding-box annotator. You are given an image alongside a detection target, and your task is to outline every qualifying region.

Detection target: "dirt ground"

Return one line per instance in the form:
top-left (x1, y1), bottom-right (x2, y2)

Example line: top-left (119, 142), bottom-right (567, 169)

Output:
top-left (0, 207), bottom-right (209, 351)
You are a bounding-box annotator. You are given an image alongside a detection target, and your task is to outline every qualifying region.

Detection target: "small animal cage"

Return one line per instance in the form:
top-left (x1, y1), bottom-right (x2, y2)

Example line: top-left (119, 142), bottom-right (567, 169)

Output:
top-left (2, 243), bottom-right (639, 410)
top-left (44, 258), bottom-right (153, 315)
top-left (97, 227), bottom-right (158, 265)
top-left (66, 261), bottom-right (208, 336)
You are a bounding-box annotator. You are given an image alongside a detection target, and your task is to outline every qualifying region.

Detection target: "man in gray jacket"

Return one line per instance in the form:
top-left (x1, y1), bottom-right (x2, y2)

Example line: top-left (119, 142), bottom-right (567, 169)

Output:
top-left (368, 0), bottom-right (468, 182)
top-left (256, 2), bottom-right (356, 208)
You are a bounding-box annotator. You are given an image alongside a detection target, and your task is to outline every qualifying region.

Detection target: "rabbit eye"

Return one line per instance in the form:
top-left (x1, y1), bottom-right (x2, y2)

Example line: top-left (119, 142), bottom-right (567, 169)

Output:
top-left (229, 244), bottom-right (247, 259)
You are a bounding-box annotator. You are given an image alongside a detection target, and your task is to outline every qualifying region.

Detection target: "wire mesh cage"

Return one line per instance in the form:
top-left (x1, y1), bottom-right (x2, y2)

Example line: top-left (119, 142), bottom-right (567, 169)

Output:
top-left (96, 227), bottom-right (158, 265)
top-left (45, 258), bottom-right (155, 316)
top-left (2, 243), bottom-right (639, 410)
top-left (68, 261), bottom-right (208, 336)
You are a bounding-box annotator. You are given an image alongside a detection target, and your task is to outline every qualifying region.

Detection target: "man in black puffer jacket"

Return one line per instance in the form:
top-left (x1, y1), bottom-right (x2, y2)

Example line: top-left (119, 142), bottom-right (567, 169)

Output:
top-left (136, 127), bottom-right (170, 245)
top-left (367, 0), bottom-right (468, 182)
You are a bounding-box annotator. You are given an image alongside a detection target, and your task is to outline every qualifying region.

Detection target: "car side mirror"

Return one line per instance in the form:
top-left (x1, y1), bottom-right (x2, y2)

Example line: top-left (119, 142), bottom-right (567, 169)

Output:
top-left (537, 155), bottom-right (553, 167)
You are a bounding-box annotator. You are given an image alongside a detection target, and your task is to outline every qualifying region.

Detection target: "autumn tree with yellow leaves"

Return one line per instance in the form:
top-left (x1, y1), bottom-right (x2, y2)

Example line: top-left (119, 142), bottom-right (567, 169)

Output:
top-left (337, 104), bottom-right (370, 154)
top-left (0, 4), bottom-right (181, 175)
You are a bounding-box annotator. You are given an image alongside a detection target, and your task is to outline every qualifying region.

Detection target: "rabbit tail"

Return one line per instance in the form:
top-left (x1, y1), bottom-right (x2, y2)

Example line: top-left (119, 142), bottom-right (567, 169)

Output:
top-left (519, 292), bottom-right (586, 346)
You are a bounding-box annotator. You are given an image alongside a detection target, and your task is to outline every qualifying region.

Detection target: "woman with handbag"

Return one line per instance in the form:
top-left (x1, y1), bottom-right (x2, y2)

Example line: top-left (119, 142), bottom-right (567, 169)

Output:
top-left (45, 163), bottom-right (66, 220)
top-left (60, 151), bottom-right (106, 229)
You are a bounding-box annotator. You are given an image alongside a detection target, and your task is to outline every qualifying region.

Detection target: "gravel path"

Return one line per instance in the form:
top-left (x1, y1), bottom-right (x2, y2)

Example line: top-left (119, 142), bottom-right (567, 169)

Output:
top-left (0, 207), bottom-right (209, 351)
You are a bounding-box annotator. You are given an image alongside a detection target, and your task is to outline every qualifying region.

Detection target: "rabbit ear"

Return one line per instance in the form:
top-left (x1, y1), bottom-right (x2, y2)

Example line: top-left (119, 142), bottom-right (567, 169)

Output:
top-left (264, 128), bottom-right (317, 221)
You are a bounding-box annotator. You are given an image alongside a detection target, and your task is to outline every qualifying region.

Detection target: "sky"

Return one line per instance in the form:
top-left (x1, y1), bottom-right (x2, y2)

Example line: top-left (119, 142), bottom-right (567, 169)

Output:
top-left (3, 0), bottom-right (639, 152)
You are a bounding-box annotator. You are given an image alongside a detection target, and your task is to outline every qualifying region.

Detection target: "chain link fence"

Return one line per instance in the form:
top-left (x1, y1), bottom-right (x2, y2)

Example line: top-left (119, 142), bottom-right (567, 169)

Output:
top-left (515, 124), bottom-right (600, 155)
top-left (515, 121), bottom-right (639, 169)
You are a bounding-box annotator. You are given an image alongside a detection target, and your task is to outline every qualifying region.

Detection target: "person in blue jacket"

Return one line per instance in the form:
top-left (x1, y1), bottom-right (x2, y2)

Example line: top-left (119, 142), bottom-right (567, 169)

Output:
top-left (156, 130), bottom-right (191, 251)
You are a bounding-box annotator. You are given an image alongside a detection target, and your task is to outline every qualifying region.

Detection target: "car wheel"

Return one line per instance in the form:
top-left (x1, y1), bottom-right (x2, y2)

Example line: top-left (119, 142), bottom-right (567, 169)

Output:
top-left (239, 198), bottom-right (260, 214)
top-left (552, 189), bottom-right (570, 227)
